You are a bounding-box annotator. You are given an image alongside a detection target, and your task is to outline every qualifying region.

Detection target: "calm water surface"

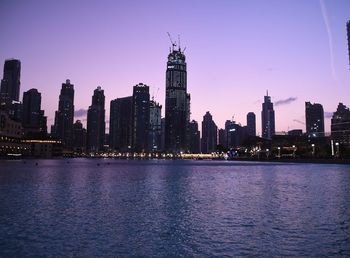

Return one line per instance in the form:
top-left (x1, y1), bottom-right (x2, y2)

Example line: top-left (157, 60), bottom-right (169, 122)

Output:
top-left (0, 159), bottom-right (349, 257)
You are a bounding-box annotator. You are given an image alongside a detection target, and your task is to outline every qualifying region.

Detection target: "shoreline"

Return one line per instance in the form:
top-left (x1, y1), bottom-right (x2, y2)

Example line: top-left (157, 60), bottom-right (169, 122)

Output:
top-left (1, 156), bottom-right (350, 165)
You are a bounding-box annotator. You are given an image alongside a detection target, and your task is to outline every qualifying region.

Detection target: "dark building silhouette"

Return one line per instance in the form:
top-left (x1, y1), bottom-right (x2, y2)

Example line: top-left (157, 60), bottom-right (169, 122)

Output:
top-left (288, 129), bottom-right (303, 136)
top-left (165, 45), bottom-right (190, 152)
top-left (247, 112), bottom-right (256, 136)
top-left (201, 112), bottom-right (217, 153)
top-left (218, 128), bottom-right (226, 148)
top-left (261, 91), bottom-right (275, 139)
top-left (225, 119), bottom-right (247, 148)
top-left (331, 103), bottom-right (350, 146)
top-left (132, 83), bottom-right (150, 152)
top-left (109, 96), bottom-right (133, 151)
top-left (161, 118), bottom-right (165, 151)
top-left (347, 20), bottom-right (350, 69)
top-left (73, 120), bottom-right (86, 153)
top-left (53, 79), bottom-right (74, 148)
top-left (0, 59), bottom-right (21, 106)
top-left (305, 102), bottom-right (324, 137)
top-left (189, 120), bottom-right (200, 153)
top-left (149, 100), bottom-right (162, 152)
top-left (87, 86), bottom-right (105, 152)
top-left (22, 88), bottom-right (47, 138)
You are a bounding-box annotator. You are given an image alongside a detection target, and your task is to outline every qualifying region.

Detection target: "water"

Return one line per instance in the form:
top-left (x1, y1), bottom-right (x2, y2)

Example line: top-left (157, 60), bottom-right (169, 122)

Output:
top-left (0, 159), bottom-right (349, 257)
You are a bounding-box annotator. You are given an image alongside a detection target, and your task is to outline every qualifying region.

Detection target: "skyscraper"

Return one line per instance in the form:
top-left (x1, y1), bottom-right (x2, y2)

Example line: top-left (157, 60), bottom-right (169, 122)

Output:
top-left (331, 103), bottom-right (350, 146)
top-left (201, 112), bottom-right (217, 154)
top-left (0, 59), bottom-right (21, 107)
top-left (347, 20), bottom-right (350, 69)
top-left (109, 96), bottom-right (133, 151)
top-left (261, 91), bottom-right (275, 139)
top-left (149, 100), bottom-right (162, 152)
top-left (305, 102), bottom-right (324, 137)
top-left (73, 120), bottom-right (86, 153)
top-left (53, 79), bottom-right (74, 148)
top-left (189, 120), bottom-right (200, 153)
top-left (132, 83), bottom-right (150, 152)
top-left (87, 86), bottom-right (105, 152)
top-left (22, 88), bottom-right (47, 138)
top-left (247, 112), bottom-right (256, 136)
top-left (165, 44), bottom-right (190, 152)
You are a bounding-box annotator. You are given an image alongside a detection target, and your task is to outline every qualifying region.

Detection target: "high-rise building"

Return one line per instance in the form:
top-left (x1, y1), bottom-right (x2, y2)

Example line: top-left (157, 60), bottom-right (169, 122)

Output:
top-left (331, 103), bottom-right (350, 146)
top-left (87, 86), bottom-right (105, 152)
top-left (109, 96), bottom-right (133, 151)
top-left (132, 83), bottom-right (150, 152)
top-left (53, 79), bottom-right (74, 148)
top-left (225, 119), bottom-right (247, 148)
top-left (247, 112), bottom-right (256, 136)
top-left (165, 44), bottom-right (190, 152)
top-left (0, 59), bottom-right (21, 106)
top-left (261, 91), bottom-right (275, 139)
top-left (149, 100), bottom-right (162, 152)
top-left (218, 128), bottom-right (226, 148)
top-left (22, 88), bottom-right (47, 138)
top-left (347, 20), bottom-right (350, 69)
top-left (73, 120), bottom-right (86, 153)
top-left (305, 102), bottom-right (324, 137)
top-left (189, 120), bottom-right (200, 153)
top-left (201, 112), bottom-right (217, 153)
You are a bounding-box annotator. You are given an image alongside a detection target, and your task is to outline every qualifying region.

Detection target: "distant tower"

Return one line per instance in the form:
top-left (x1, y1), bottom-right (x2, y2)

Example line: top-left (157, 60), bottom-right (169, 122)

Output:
top-left (201, 112), bottom-right (217, 154)
top-left (347, 20), bottom-right (350, 69)
top-left (189, 120), bottom-right (200, 153)
top-left (22, 88), bottom-right (47, 138)
top-left (331, 103), bottom-right (350, 145)
top-left (0, 59), bottom-right (21, 105)
top-left (87, 86), bottom-right (105, 152)
top-left (261, 91), bottom-right (275, 139)
top-left (109, 96), bottom-right (133, 151)
top-left (305, 102), bottom-right (324, 137)
top-left (149, 99), bottom-right (162, 152)
top-left (165, 36), bottom-right (190, 152)
top-left (53, 79), bottom-right (74, 148)
top-left (247, 112), bottom-right (256, 136)
top-left (73, 120), bottom-right (87, 153)
top-left (132, 83), bottom-right (150, 152)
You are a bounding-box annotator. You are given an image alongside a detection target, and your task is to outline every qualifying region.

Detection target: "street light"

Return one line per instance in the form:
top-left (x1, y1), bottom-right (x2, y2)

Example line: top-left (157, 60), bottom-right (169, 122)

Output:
top-left (311, 144), bottom-right (315, 157)
top-left (277, 147), bottom-right (281, 158)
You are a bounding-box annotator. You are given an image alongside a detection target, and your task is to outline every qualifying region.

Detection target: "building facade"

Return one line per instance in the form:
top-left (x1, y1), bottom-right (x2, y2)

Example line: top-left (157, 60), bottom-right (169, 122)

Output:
top-left (189, 120), bottom-right (200, 153)
top-left (53, 79), bottom-right (74, 149)
top-left (164, 45), bottom-right (190, 152)
top-left (132, 83), bottom-right (150, 152)
top-left (22, 88), bottom-right (47, 138)
top-left (87, 86), bottom-right (105, 152)
top-left (201, 112), bottom-right (217, 154)
top-left (347, 20), bottom-right (350, 69)
top-left (73, 120), bottom-right (86, 153)
top-left (331, 103), bottom-right (350, 146)
top-left (305, 102), bottom-right (324, 137)
top-left (261, 92), bottom-right (275, 139)
top-left (149, 100), bottom-right (162, 152)
top-left (109, 96), bottom-right (133, 151)
top-left (247, 112), bottom-right (256, 136)
top-left (0, 59), bottom-right (21, 107)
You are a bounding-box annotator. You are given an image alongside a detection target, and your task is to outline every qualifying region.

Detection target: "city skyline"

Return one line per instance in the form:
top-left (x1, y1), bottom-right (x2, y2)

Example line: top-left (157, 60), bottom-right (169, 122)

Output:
top-left (1, 1), bottom-right (350, 134)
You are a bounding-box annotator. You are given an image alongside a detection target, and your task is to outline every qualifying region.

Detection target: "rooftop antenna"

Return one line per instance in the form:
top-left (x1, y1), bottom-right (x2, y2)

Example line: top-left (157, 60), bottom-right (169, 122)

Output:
top-left (266, 89), bottom-right (269, 96)
top-left (178, 34), bottom-right (181, 52)
top-left (167, 32), bottom-right (176, 51)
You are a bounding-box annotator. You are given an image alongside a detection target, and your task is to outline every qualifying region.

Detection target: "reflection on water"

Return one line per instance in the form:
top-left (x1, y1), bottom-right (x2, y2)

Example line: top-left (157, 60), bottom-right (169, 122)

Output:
top-left (0, 159), bottom-right (349, 257)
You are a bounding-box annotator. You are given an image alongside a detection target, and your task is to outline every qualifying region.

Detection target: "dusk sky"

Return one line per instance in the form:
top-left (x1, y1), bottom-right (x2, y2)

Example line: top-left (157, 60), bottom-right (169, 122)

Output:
top-left (1, 0), bottom-right (349, 135)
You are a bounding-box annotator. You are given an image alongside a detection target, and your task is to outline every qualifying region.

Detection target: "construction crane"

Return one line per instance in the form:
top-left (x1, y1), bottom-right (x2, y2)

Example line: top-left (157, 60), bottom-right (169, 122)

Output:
top-left (167, 32), bottom-right (177, 51)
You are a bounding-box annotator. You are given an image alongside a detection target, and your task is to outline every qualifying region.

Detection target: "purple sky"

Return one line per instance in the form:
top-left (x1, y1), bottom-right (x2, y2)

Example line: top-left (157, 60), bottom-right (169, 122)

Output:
top-left (1, 0), bottom-right (349, 134)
